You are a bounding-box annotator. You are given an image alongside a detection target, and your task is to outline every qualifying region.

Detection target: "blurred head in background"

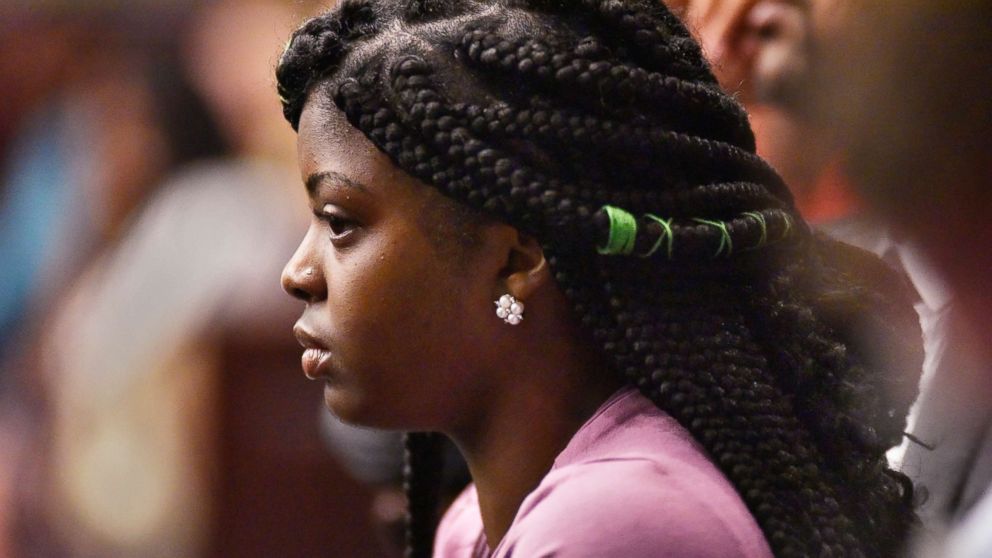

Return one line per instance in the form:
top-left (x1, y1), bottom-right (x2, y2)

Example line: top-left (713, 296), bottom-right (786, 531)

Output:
top-left (813, 7), bottom-right (992, 558)
top-left (183, 0), bottom-right (303, 163)
top-left (665, 0), bottom-right (812, 110)
top-left (815, 1), bottom-right (991, 346)
top-left (665, 0), bottom-right (855, 220)
top-left (0, 2), bottom-right (226, 355)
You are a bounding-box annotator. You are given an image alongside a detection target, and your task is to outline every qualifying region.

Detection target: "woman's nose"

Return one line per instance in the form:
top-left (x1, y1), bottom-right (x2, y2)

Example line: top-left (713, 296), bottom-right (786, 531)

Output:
top-left (281, 239), bottom-right (326, 303)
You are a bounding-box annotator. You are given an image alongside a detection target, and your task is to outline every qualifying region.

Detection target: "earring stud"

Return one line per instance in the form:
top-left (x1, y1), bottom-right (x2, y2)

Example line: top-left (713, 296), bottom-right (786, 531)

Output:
top-left (495, 294), bottom-right (525, 325)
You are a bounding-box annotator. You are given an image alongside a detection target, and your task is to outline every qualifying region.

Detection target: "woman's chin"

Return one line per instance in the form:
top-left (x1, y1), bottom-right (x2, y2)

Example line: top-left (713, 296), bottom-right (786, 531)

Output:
top-left (323, 383), bottom-right (429, 431)
top-left (323, 383), bottom-right (362, 423)
top-left (323, 383), bottom-right (386, 429)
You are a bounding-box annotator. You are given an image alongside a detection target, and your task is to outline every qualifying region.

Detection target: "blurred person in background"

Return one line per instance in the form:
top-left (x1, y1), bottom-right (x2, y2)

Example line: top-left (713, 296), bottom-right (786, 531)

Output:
top-left (816, 2), bottom-right (992, 556)
top-left (3, 0), bottom-right (385, 556)
top-left (0, 13), bottom-right (94, 552)
top-left (664, 0), bottom-right (836, 218)
top-left (0, 4), bottom-right (224, 555)
top-left (0, 8), bottom-right (181, 364)
top-left (674, 0), bottom-right (982, 544)
top-left (666, 0), bottom-right (956, 533)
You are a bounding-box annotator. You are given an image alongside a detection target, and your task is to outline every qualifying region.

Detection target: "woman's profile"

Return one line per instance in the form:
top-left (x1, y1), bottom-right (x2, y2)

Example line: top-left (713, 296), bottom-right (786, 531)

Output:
top-left (276, 1), bottom-right (922, 556)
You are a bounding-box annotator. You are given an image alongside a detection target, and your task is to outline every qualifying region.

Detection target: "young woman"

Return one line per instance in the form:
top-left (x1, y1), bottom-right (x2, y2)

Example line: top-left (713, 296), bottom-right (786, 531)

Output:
top-left (276, 1), bottom-right (922, 556)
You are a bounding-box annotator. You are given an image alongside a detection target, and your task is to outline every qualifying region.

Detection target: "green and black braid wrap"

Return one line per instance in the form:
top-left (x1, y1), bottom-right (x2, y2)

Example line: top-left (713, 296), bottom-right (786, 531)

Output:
top-left (276, 1), bottom-right (923, 557)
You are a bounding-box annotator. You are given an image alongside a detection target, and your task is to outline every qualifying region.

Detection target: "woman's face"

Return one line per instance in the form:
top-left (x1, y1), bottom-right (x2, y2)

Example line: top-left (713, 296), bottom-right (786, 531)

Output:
top-left (282, 95), bottom-right (506, 430)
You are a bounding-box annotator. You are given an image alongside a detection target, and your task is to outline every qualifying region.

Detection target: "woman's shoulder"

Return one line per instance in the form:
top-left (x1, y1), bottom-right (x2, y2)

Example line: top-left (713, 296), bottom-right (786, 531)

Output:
top-left (435, 484), bottom-right (486, 558)
top-left (435, 390), bottom-right (774, 558)
top-left (496, 457), bottom-right (772, 558)
top-left (494, 388), bottom-right (773, 557)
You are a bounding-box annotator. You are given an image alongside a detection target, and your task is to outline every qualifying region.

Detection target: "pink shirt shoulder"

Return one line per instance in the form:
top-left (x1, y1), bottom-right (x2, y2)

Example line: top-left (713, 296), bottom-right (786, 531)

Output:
top-left (434, 387), bottom-right (773, 558)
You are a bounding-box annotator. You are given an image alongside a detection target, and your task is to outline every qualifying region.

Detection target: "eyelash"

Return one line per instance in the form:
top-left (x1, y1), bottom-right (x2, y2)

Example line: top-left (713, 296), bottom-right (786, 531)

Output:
top-left (316, 206), bottom-right (358, 240)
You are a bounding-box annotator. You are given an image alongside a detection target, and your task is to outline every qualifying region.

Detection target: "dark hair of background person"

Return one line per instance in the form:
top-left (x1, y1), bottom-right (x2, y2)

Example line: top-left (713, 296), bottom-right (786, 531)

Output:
top-left (275, 1), bottom-right (923, 557)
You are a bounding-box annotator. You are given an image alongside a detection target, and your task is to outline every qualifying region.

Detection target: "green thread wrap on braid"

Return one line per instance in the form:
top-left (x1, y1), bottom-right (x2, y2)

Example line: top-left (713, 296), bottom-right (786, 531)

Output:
top-left (781, 213), bottom-right (793, 240)
top-left (598, 205), bottom-right (638, 256)
top-left (693, 218), bottom-right (733, 258)
top-left (597, 208), bottom-right (792, 260)
top-left (743, 211), bottom-right (768, 250)
top-left (642, 214), bottom-right (674, 260)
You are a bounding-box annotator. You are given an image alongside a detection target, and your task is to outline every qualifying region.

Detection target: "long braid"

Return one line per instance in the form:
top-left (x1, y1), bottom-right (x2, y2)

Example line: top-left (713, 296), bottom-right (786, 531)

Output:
top-left (403, 432), bottom-right (445, 558)
top-left (401, 91), bottom-right (779, 198)
top-left (457, 29), bottom-right (755, 151)
top-left (276, 1), bottom-right (921, 556)
top-left (551, 250), bottom-right (863, 555)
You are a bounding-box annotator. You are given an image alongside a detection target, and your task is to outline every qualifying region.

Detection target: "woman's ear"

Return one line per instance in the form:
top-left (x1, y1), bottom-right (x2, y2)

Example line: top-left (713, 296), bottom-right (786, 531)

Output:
top-left (504, 231), bottom-right (549, 301)
top-left (480, 223), bottom-right (550, 302)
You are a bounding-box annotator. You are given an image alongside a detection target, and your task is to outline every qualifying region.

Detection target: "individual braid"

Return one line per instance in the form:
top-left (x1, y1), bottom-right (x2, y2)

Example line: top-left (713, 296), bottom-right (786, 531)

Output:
top-left (457, 29), bottom-right (755, 151)
top-left (410, 91), bottom-right (778, 198)
top-left (276, 1), bottom-right (921, 557)
top-left (519, 0), bottom-right (716, 86)
top-left (403, 432), bottom-right (445, 558)
top-left (276, 0), bottom-right (381, 129)
top-left (544, 246), bottom-right (863, 555)
top-left (403, 0), bottom-right (471, 22)
top-left (735, 251), bottom-right (919, 552)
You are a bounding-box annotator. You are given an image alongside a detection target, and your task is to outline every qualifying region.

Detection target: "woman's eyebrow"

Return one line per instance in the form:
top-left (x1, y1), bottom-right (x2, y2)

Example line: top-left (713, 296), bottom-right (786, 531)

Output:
top-left (305, 170), bottom-right (370, 196)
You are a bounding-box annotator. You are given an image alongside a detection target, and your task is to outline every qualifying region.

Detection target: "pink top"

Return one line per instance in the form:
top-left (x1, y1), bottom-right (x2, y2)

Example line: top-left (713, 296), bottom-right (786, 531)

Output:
top-left (434, 387), bottom-right (773, 558)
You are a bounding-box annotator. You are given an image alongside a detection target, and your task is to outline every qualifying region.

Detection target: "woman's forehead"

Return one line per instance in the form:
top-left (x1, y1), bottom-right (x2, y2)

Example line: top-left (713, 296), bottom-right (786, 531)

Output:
top-left (298, 95), bottom-right (363, 153)
top-left (298, 98), bottom-right (378, 183)
top-left (296, 95), bottom-right (430, 202)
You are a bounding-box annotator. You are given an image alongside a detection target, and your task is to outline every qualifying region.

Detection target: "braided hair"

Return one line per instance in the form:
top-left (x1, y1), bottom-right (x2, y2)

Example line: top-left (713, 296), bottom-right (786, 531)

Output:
top-left (276, 1), bottom-right (922, 556)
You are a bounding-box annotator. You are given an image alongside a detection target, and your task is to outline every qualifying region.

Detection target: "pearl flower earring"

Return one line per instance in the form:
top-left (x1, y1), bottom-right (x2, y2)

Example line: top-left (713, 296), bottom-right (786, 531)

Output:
top-left (495, 294), bottom-right (525, 325)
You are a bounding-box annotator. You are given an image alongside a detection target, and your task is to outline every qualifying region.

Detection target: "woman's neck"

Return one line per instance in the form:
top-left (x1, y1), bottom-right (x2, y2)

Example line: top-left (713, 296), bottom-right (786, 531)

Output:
top-left (448, 343), bottom-right (621, 550)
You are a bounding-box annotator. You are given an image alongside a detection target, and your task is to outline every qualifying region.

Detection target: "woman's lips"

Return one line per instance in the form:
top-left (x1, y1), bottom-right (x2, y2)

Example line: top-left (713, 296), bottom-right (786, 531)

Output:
top-left (294, 324), bottom-right (332, 380)
top-left (301, 347), bottom-right (332, 380)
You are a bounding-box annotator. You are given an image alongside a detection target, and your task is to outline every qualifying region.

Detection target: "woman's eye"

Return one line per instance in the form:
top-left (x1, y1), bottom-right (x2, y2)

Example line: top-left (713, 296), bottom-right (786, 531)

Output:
top-left (326, 215), bottom-right (354, 237)
top-left (318, 204), bottom-right (358, 239)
